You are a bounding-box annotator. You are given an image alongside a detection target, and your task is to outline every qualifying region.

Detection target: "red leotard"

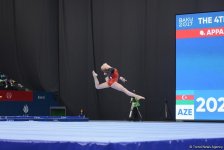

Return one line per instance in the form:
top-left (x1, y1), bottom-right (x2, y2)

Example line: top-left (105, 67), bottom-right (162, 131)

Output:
top-left (107, 68), bottom-right (119, 86)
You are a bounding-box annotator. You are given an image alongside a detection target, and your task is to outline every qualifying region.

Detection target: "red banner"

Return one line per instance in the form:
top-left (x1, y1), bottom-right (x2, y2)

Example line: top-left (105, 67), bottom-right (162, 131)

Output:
top-left (0, 90), bottom-right (33, 102)
top-left (176, 27), bottom-right (224, 39)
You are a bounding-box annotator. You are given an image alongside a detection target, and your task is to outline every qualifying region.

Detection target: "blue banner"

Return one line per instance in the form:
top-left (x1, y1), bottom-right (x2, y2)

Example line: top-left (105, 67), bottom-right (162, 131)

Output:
top-left (176, 11), bottom-right (224, 121)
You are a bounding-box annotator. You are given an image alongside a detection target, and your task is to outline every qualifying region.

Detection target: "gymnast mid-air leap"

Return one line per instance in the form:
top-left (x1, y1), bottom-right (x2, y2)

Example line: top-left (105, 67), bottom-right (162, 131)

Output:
top-left (92, 63), bottom-right (145, 100)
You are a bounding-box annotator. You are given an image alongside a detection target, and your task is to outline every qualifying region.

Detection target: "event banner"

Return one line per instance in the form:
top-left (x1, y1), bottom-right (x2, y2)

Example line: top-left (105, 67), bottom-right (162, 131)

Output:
top-left (0, 91), bottom-right (58, 116)
top-left (176, 11), bottom-right (224, 120)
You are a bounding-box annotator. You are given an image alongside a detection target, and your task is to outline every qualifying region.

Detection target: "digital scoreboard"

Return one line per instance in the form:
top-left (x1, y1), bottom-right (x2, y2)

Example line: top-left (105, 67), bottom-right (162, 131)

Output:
top-left (176, 11), bottom-right (224, 120)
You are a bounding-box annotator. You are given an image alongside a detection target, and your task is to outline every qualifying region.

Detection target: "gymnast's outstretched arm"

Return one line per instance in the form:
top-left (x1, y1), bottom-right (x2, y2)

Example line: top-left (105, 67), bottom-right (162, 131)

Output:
top-left (119, 76), bottom-right (127, 83)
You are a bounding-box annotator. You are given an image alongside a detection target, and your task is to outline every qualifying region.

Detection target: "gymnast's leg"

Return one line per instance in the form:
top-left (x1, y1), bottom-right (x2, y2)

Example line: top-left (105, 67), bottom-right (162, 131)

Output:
top-left (92, 71), bottom-right (109, 89)
top-left (111, 82), bottom-right (145, 100)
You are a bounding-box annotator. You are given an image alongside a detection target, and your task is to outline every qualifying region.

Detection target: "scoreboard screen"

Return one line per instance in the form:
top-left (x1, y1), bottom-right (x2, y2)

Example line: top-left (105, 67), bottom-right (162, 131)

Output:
top-left (176, 11), bottom-right (224, 120)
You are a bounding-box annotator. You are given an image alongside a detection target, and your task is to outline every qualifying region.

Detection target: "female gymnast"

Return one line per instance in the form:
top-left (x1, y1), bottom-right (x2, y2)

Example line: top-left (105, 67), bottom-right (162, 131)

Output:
top-left (92, 63), bottom-right (145, 100)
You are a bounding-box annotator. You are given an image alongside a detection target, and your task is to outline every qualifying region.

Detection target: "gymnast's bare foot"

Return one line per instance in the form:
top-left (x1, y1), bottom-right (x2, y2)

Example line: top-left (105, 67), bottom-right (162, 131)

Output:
top-left (135, 95), bottom-right (145, 100)
top-left (92, 70), bottom-right (98, 77)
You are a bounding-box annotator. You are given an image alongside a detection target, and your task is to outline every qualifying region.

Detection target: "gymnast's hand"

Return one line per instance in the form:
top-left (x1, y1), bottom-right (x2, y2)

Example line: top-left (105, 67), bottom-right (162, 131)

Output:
top-left (119, 76), bottom-right (127, 83)
top-left (105, 77), bottom-right (109, 81)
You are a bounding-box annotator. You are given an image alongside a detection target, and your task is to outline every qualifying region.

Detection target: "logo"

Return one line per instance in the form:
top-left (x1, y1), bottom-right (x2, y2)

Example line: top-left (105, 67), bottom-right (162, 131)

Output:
top-left (6, 92), bottom-right (12, 99)
top-left (23, 104), bottom-right (29, 115)
top-left (178, 17), bottom-right (193, 28)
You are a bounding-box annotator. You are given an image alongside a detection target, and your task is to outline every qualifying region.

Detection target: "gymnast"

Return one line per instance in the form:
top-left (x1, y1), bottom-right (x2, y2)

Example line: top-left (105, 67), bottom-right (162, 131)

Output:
top-left (92, 63), bottom-right (145, 100)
